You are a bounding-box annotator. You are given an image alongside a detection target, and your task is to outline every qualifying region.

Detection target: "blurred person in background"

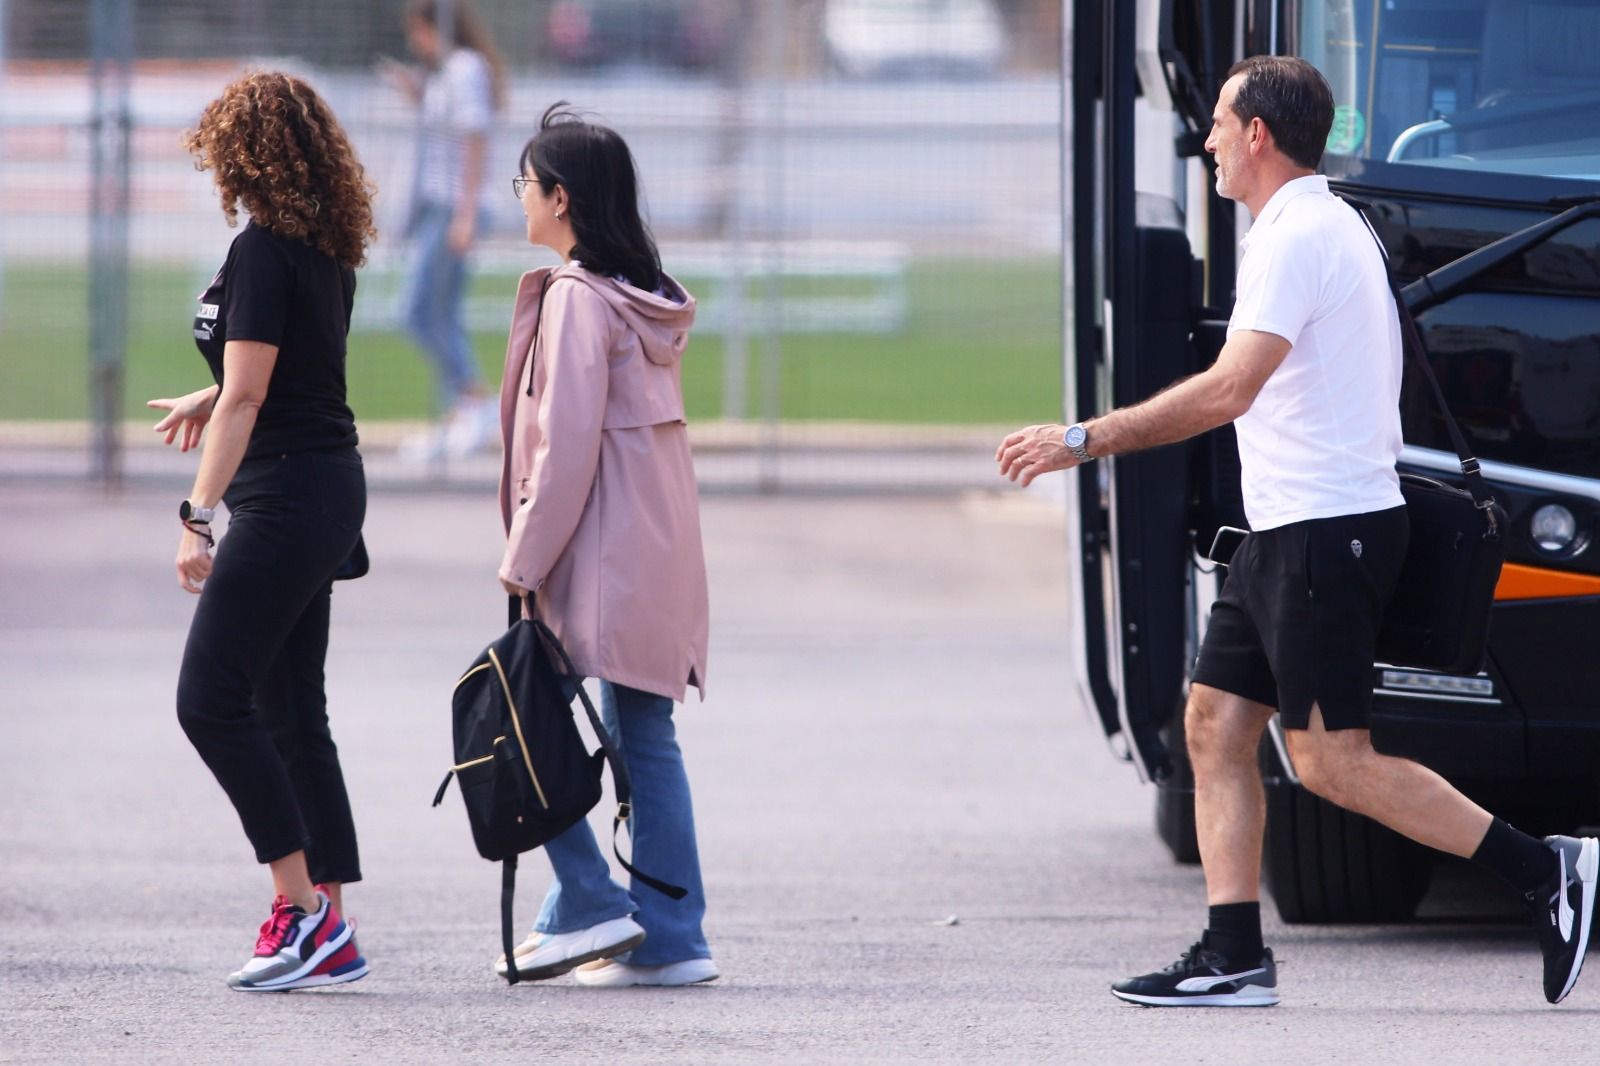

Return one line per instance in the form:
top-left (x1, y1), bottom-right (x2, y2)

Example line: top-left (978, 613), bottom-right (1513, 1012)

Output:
top-left (493, 103), bottom-right (717, 988)
top-left (149, 71), bottom-right (375, 992)
top-left (385, 0), bottom-right (506, 461)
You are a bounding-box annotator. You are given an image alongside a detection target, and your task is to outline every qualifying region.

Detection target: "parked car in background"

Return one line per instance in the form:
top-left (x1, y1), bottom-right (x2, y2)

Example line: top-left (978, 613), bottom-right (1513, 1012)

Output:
top-left (546, 0), bottom-right (734, 71)
top-left (825, 0), bottom-right (1007, 79)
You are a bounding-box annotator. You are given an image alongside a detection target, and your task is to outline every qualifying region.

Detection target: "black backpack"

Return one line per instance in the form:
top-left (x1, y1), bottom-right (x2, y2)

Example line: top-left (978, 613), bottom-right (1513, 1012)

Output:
top-left (432, 600), bottom-right (686, 985)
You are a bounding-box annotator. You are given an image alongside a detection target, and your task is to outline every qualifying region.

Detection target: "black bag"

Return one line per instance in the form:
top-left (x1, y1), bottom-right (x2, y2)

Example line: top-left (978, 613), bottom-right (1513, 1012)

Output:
top-left (333, 533), bottom-right (369, 581)
top-left (1381, 473), bottom-right (1506, 673)
top-left (432, 598), bottom-right (687, 985)
top-left (1350, 202), bottom-right (1508, 675)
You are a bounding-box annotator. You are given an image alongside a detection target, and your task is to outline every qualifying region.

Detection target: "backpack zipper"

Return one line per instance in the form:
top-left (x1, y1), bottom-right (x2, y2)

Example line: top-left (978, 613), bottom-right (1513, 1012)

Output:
top-left (454, 662), bottom-right (492, 690)
top-left (486, 647), bottom-right (550, 809)
top-left (451, 735), bottom-right (507, 772)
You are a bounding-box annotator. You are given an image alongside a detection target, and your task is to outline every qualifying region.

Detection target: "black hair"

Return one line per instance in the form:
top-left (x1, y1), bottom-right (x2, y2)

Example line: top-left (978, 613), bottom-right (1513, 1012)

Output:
top-left (520, 102), bottom-right (663, 293)
top-left (1225, 55), bottom-right (1335, 170)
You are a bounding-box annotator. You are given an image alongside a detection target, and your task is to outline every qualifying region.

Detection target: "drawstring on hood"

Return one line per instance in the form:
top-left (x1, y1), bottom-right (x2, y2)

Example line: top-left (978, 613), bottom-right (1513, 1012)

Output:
top-left (525, 276), bottom-right (553, 396)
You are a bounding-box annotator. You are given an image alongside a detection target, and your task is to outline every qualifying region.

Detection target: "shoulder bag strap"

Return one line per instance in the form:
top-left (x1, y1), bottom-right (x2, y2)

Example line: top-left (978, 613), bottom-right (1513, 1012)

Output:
top-left (525, 607), bottom-right (689, 901)
top-left (1343, 197), bottom-right (1500, 534)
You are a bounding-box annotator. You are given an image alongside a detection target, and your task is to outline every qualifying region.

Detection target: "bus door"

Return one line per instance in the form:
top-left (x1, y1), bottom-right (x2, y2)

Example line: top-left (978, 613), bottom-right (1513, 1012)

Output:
top-left (1068, 0), bottom-right (1226, 783)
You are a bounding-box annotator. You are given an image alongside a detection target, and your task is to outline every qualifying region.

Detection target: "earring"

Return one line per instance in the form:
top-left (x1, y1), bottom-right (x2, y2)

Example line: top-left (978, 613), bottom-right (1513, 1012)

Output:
top-left (554, 210), bottom-right (564, 222)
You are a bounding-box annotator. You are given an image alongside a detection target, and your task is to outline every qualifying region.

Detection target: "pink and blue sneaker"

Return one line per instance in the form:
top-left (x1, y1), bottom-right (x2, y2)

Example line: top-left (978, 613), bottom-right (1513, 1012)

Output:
top-left (227, 891), bottom-right (365, 992)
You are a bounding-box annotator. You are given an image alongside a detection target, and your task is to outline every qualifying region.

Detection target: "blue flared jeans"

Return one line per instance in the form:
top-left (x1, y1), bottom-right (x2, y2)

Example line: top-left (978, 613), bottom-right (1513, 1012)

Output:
top-left (535, 681), bottom-right (711, 966)
top-left (402, 201), bottom-right (481, 412)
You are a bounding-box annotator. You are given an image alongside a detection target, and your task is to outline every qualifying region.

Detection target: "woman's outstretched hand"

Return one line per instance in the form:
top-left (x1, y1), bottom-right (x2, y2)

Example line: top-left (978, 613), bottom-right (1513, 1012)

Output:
top-left (148, 386), bottom-right (220, 452)
top-left (378, 56), bottom-right (423, 104)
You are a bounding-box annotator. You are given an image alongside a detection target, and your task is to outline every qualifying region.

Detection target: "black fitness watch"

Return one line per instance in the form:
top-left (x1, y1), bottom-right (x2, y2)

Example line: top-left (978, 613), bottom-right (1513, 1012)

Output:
top-left (179, 500), bottom-right (215, 525)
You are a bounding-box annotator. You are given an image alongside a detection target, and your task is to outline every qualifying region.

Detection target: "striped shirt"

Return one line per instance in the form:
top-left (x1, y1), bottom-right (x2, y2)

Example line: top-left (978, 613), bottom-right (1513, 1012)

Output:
top-left (414, 48), bottom-right (493, 207)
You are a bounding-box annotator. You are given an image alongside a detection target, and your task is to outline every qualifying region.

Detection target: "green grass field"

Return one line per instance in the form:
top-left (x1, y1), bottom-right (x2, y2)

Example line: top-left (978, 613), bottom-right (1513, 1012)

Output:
top-left (0, 258), bottom-right (1061, 425)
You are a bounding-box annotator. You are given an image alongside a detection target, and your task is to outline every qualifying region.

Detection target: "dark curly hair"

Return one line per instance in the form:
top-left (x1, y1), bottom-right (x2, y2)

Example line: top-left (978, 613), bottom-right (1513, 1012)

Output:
top-left (184, 72), bottom-right (377, 267)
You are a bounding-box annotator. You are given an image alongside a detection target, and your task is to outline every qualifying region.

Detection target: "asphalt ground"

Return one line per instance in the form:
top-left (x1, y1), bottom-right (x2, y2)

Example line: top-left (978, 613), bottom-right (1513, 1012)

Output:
top-left (2, 480), bottom-right (1595, 1064)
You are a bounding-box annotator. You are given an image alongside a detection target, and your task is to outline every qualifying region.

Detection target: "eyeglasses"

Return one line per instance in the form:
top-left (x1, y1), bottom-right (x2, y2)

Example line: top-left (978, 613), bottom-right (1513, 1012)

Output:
top-left (511, 175), bottom-right (533, 199)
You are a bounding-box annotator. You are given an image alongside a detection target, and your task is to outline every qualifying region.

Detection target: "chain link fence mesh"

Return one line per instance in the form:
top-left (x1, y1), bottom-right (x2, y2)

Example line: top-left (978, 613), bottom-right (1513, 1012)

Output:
top-left (1, 0), bottom-right (1064, 489)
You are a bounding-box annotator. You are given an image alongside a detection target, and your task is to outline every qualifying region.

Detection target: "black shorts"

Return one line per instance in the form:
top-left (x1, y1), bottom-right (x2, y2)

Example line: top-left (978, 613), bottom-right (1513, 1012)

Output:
top-left (1191, 505), bottom-right (1408, 731)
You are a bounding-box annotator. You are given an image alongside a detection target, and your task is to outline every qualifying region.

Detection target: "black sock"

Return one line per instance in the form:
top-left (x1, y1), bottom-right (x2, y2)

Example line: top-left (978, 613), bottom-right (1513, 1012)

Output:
top-left (1471, 817), bottom-right (1557, 895)
top-left (1204, 901), bottom-right (1263, 962)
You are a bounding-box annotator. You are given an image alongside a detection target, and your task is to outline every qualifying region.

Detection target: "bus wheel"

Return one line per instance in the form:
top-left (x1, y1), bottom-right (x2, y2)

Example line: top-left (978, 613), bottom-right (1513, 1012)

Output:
top-left (1264, 778), bottom-right (1433, 923)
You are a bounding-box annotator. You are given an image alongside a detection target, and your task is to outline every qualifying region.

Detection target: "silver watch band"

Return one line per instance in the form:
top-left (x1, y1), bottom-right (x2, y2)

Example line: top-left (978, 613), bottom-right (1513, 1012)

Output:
top-left (1064, 424), bottom-right (1094, 464)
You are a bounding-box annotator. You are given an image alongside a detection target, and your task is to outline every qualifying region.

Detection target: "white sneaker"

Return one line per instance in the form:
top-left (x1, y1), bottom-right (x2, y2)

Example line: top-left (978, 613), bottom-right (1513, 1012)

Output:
top-left (444, 396), bottom-right (499, 458)
top-left (574, 956), bottom-right (720, 988)
top-left (397, 426), bottom-right (448, 465)
top-left (492, 916), bottom-right (645, 981)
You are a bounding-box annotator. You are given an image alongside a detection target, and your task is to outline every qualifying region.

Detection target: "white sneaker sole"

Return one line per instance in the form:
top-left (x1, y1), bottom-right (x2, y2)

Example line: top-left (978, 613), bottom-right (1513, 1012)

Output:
top-left (1111, 986), bottom-right (1279, 1008)
top-left (1554, 837), bottom-right (1598, 1004)
top-left (246, 961), bottom-right (370, 992)
top-left (497, 919), bottom-right (647, 982)
top-left (575, 958), bottom-right (720, 988)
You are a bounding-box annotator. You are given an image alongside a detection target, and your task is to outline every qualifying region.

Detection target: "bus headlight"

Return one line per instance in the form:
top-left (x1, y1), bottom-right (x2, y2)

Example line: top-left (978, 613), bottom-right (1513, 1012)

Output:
top-left (1530, 503), bottom-right (1578, 554)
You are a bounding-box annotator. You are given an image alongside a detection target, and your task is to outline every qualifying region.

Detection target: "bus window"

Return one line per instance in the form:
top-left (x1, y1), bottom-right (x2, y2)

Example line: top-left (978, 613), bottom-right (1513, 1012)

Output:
top-left (1296, 0), bottom-right (1600, 182)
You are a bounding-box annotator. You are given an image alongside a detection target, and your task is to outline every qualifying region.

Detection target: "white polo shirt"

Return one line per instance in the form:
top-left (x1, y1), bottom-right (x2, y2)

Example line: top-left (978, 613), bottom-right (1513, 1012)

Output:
top-left (1228, 174), bottom-right (1405, 530)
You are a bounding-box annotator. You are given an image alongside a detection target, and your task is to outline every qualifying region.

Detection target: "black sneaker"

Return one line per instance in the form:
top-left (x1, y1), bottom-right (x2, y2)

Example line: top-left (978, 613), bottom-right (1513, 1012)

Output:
top-left (1112, 941), bottom-right (1279, 1007)
top-left (1529, 835), bottom-right (1598, 1004)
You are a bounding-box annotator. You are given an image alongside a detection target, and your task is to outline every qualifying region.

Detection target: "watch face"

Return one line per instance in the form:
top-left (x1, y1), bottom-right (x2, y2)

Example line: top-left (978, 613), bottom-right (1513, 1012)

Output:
top-left (179, 500), bottom-right (193, 521)
top-left (1065, 425), bottom-right (1086, 448)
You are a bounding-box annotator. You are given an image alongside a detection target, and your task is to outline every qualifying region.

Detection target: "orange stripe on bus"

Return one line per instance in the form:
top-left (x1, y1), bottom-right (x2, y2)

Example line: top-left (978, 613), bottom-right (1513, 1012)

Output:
top-left (1494, 562), bottom-right (1600, 601)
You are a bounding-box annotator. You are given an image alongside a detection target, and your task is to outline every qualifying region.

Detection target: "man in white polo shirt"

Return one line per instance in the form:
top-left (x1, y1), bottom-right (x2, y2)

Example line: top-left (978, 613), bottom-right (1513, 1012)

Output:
top-left (997, 55), bottom-right (1596, 1006)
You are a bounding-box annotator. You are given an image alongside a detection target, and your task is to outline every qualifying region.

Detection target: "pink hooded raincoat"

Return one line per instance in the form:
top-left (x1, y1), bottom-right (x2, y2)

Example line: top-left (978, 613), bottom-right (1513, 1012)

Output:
top-left (497, 261), bottom-right (709, 702)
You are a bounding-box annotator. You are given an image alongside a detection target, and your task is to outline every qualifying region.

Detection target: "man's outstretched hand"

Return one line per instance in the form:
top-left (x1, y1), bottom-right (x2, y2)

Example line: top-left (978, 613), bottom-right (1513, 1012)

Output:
top-left (996, 423), bottom-right (1079, 487)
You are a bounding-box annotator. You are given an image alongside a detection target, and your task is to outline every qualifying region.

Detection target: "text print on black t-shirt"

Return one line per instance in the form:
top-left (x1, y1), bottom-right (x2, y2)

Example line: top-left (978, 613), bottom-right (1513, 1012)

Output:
top-left (194, 267), bottom-right (222, 344)
top-left (194, 221), bottom-right (361, 461)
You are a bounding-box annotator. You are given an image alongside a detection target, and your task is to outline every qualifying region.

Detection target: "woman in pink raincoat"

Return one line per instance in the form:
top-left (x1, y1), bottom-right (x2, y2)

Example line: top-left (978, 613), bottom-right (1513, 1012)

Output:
top-left (492, 103), bottom-right (715, 988)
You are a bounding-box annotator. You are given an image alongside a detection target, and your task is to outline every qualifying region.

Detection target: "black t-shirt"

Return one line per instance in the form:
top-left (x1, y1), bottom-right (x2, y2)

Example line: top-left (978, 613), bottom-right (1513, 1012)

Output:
top-left (194, 221), bottom-right (360, 460)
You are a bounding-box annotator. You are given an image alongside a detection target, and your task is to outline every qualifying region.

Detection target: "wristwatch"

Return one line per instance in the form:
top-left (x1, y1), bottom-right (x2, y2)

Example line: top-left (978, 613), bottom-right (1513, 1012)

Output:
top-left (179, 500), bottom-right (215, 525)
top-left (1063, 423), bottom-right (1094, 463)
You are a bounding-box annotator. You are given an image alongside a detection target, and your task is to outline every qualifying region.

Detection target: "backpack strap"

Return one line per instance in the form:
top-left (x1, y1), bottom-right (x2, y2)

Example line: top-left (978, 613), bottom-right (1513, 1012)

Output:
top-left (500, 855), bottom-right (520, 986)
top-left (519, 603), bottom-right (689, 901)
top-left (1342, 196), bottom-right (1500, 537)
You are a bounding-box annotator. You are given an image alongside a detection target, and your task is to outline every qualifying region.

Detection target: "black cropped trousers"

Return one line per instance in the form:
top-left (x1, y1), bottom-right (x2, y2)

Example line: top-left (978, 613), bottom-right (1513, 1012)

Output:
top-left (175, 447), bottom-right (366, 883)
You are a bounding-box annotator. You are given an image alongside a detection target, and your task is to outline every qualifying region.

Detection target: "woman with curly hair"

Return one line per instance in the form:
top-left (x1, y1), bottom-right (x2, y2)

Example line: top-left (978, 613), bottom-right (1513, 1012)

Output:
top-left (146, 71), bottom-right (376, 992)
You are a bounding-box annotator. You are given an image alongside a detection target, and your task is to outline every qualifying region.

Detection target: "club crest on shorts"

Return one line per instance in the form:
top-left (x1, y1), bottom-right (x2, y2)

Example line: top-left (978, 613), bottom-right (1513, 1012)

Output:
top-left (1350, 539), bottom-right (1363, 559)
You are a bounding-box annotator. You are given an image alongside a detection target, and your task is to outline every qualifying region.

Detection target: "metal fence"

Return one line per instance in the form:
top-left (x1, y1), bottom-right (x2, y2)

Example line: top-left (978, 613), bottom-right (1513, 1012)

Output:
top-left (0, 0), bottom-right (1065, 490)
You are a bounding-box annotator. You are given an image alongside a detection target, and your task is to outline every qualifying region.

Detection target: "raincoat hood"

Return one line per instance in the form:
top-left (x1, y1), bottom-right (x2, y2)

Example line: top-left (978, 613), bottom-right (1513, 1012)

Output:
top-left (557, 261), bottom-right (696, 367)
top-left (497, 257), bottom-right (710, 702)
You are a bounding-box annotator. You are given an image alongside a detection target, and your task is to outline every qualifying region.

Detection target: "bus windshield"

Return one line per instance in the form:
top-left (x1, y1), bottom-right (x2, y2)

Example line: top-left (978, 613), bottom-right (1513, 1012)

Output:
top-left (1296, 0), bottom-right (1600, 183)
